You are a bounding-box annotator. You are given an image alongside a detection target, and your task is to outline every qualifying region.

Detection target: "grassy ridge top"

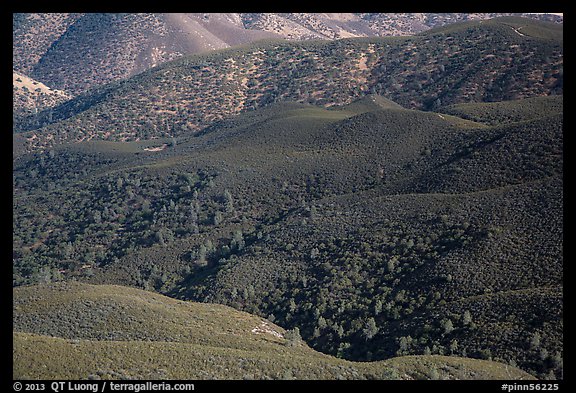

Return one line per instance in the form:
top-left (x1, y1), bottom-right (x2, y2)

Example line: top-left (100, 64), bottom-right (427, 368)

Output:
top-left (421, 16), bottom-right (563, 41)
top-left (13, 282), bottom-right (535, 380)
top-left (439, 95), bottom-right (563, 126)
top-left (13, 333), bottom-right (536, 380)
top-left (14, 281), bottom-right (285, 351)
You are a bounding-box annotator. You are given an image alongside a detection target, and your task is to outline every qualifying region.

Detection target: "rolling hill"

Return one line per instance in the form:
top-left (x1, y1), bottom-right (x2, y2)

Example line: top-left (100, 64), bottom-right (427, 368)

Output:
top-left (439, 95), bottom-right (564, 125)
top-left (13, 282), bottom-right (535, 380)
top-left (13, 94), bottom-right (563, 379)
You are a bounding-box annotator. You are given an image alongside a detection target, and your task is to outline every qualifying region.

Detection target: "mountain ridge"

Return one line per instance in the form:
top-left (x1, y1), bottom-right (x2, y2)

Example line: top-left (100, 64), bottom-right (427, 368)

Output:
top-left (12, 13), bottom-right (562, 101)
top-left (13, 17), bottom-right (563, 155)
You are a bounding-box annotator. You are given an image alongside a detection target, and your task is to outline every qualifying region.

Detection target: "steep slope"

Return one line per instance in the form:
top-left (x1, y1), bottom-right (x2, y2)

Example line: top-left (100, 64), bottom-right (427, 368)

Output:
top-left (13, 282), bottom-right (535, 380)
top-left (241, 13), bottom-right (377, 40)
top-left (13, 13), bottom-right (563, 133)
top-left (13, 17), bottom-right (562, 153)
top-left (12, 13), bottom-right (82, 74)
top-left (243, 13), bottom-right (562, 39)
top-left (23, 13), bottom-right (278, 96)
top-left (13, 71), bottom-right (71, 118)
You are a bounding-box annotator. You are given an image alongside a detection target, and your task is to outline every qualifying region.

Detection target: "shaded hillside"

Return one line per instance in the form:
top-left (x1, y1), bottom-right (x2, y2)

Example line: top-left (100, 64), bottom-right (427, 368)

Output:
top-left (26, 13), bottom-right (278, 96)
top-left (181, 177), bottom-right (561, 378)
top-left (14, 17), bottom-right (562, 153)
top-left (12, 13), bottom-right (82, 75)
top-left (13, 95), bottom-right (562, 379)
top-left (13, 282), bottom-right (535, 380)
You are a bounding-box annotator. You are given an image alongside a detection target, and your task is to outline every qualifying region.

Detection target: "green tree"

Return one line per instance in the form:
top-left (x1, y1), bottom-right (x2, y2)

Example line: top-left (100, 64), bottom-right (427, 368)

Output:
top-left (397, 336), bottom-right (412, 355)
top-left (530, 332), bottom-right (541, 350)
top-left (213, 211), bottom-right (223, 225)
top-left (387, 256), bottom-right (398, 273)
top-left (284, 327), bottom-right (302, 347)
top-left (223, 189), bottom-right (234, 213)
top-left (37, 266), bottom-right (53, 284)
top-left (449, 339), bottom-right (459, 354)
top-left (155, 230), bottom-right (165, 246)
top-left (318, 316), bottom-right (327, 330)
top-left (362, 317), bottom-right (379, 340)
top-left (337, 342), bottom-right (351, 358)
top-left (428, 367), bottom-right (440, 380)
top-left (197, 245), bottom-right (207, 267)
top-left (539, 348), bottom-right (549, 362)
top-left (374, 299), bottom-right (383, 315)
top-left (231, 230), bottom-right (245, 251)
top-left (442, 318), bottom-right (454, 334)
